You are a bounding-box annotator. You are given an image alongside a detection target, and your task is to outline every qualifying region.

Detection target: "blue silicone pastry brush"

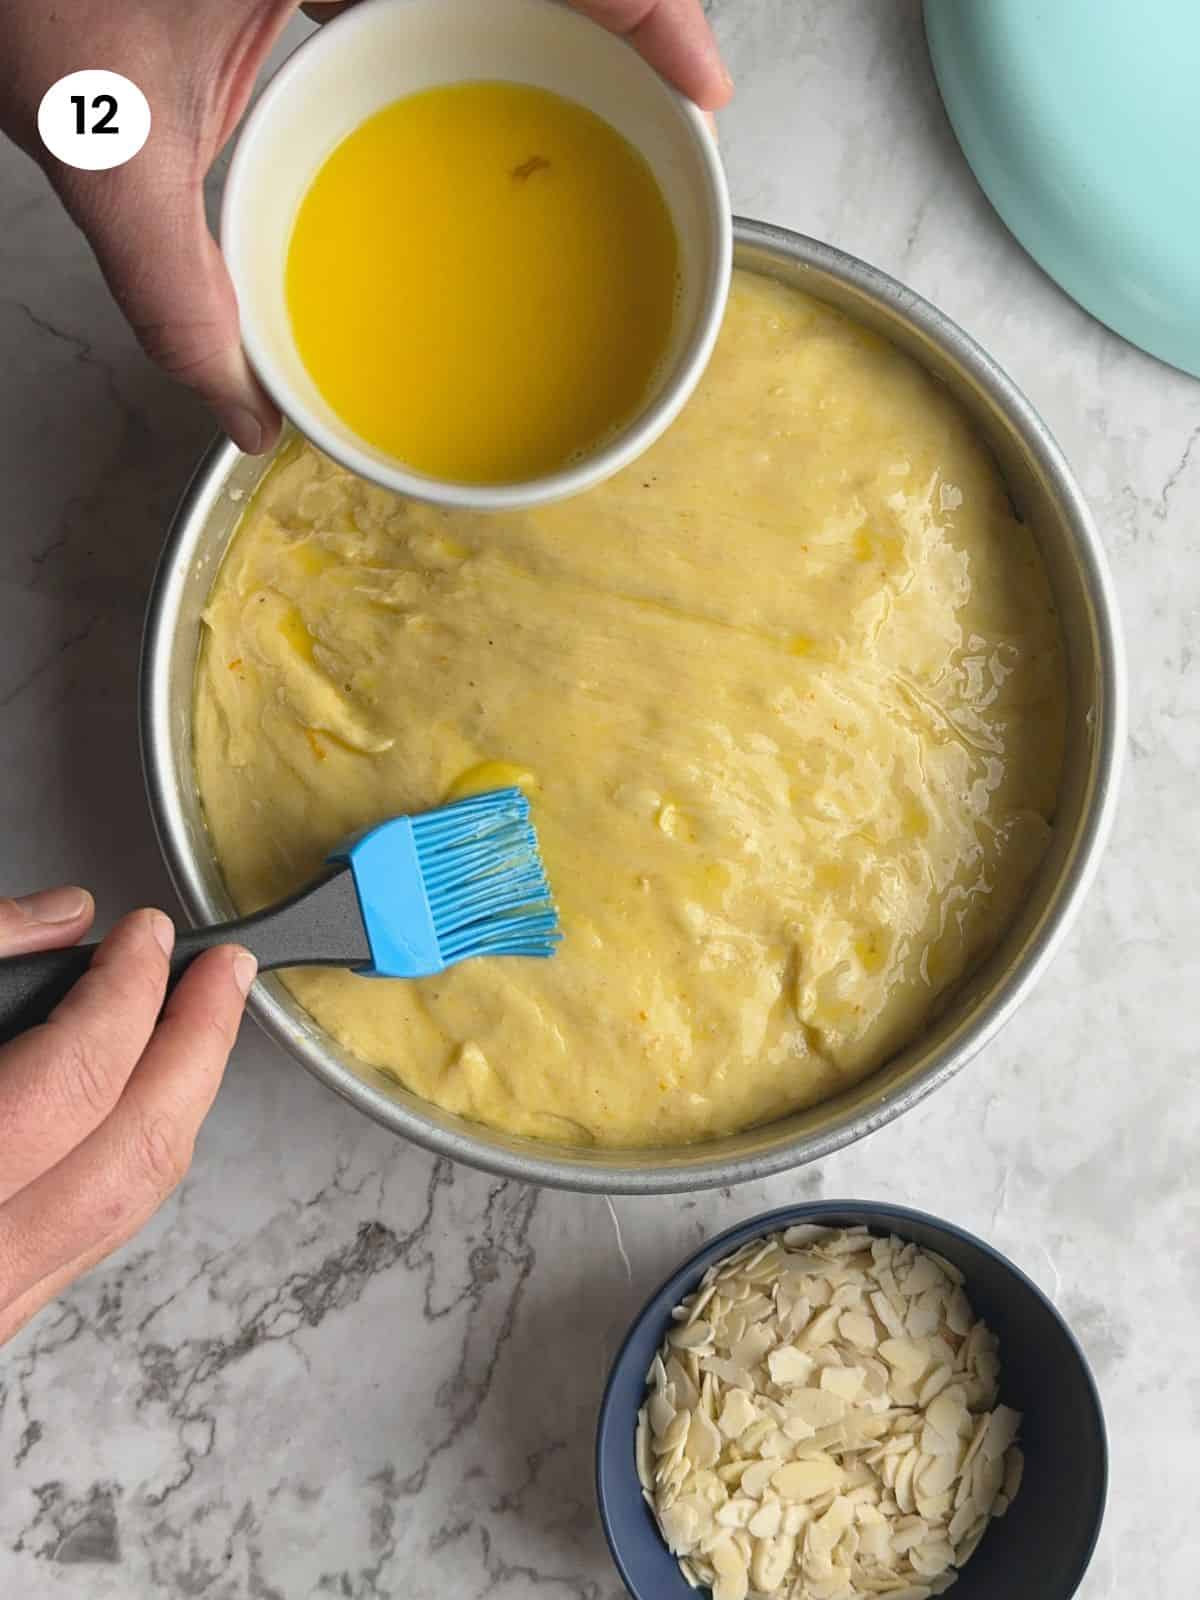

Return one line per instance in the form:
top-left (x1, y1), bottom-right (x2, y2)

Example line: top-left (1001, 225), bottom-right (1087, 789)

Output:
top-left (0, 788), bottom-right (560, 1043)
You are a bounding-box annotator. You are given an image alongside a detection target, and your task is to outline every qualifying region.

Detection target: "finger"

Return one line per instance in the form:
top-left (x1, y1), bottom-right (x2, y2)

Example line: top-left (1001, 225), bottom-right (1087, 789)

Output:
top-left (56, 167), bottom-right (281, 454)
top-left (0, 909), bottom-right (173, 1203)
top-left (302, 0), bottom-right (732, 111)
top-left (0, 1216), bottom-right (134, 1348)
top-left (0, 947), bottom-right (253, 1312)
top-left (302, 0), bottom-right (729, 113)
top-left (0, 887), bottom-right (93, 958)
top-left (571, 0), bottom-right (733, 109)
top-left (0, 948), bottom-right (254, 1343)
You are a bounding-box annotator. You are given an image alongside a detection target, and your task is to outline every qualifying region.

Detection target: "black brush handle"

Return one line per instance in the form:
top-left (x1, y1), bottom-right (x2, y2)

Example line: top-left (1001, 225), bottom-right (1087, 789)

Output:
top-left (0, 945), bottom-right (94, 1044)
top-left (0, 866), bottom-right (371, 1046)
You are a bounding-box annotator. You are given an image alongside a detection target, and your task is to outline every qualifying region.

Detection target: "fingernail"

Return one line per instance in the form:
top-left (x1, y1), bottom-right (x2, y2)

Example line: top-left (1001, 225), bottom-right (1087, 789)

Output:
top-left (216, 404), bottom-right (264, 454)
top-left (233, 949), bottom-right (258, 995)
top-left (721, 63), bottom-right (734, 93)
top-left (16, 885), bottom-right (91, 924)
top-left (150, 911), bottom-right (175, 957)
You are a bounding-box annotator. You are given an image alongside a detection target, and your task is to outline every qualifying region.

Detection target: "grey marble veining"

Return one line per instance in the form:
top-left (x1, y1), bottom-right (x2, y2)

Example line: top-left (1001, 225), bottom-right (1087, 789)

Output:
top-left (1, 3), bottom-right (1197, 1595)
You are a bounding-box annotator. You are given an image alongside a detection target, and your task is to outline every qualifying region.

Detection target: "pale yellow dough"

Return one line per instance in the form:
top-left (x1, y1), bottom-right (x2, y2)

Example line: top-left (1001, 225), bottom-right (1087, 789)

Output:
top-left (194, 271), bottom-right (1065, 1148)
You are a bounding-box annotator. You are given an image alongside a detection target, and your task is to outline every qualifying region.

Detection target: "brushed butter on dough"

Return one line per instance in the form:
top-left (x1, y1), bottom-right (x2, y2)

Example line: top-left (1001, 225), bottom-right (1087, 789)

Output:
top-left (194, 270), bottom-right (1065, 1149)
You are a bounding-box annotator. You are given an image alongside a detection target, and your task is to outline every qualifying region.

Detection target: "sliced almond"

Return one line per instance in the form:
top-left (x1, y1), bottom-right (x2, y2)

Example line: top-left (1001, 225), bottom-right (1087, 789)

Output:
top-left (636, 1413), bottom-right (654, 1490)
top-left (981, 1404), bottom-right (1021, 1461)
top-left (667, 1356), bottom-right (701, 1413)
top-left (891, 1516), bottom-right (929, 1554)
top-left (894, 1448), bottom-right (920, 1514)
top-left (773, 1457), bottom-right (845, 1502)
top-left (928, 1251), bottom-right (964, 1286)
top-left (879, 1338), bottom-right (932, 1383)
top-left (917, 1364), bottom-right (953, 1409)
top-left (660, 1498), bottom-right (703, 1553)
top-left (670, 1319), bottom-right (713, 1352)
top-left (902, 1256), bottom-right (946, 1297)
top-left (782, 1502), bottom-right (813, 1536)
top-left (717, 1388), bottom-right (759, 1440)
top-left (959, 1411), bottom-right (991, 1478)
top-left (738, 1417), bottom-right (775, 1455)
top-left (821, 1365), bottom-right (866, 1402)
top-left (915, 1488), bottom-right (952, 1524)
top-left (856, 1518), bottom-right (893, 1565)
top-left (953, 1518), bottom-right (988, 1566)
top-left (747, 1498), bottom-right (783, 1538)
top-left (909, 1538), bottom-right (955, 1578)
top-left (751, 1533), bottom-right (796, 1592)
top-left (685, 1406), bottom-right (722, 1469)
top-left (815, 1494), bottom-right (856, 1541)
top-left (731, 1325), bottom-right (775, 1372)
top-left (782, 1412), bottom-right (817, 1443)
top-left (702, 1356), bottom-right (754, 1391)
top-left (839, 1310), bottom-right (878, 1349)
top-left (715, 1498), bottom-right (756, 1529)
top-left (787, 1388), bottom-right (847, 1429)
top-left (944, 1288), bottom-right (972, 1337)
top-left (870, 1291), bottom-right (907, 1340)
top-left (758, 1428), bottom-right (797, 1460)
top-left (649, 1388), bottom-right (677, 1438)
top-left (655, 1410), bottom-right (689, 1457)
top-left (712, 1565), bottom-right (749, 1600)
top-left (739, 1459), bottom-right (778, 1499)
top-left (801, 1307), bottom-right (843, 1349)
top-left (768, 1344), bottom-right (816, 1386)
top-left (905, 1292), bottom-right (944, 1341)
top-left (925, 1390), bottom-right (967, 1444)
top-left (972, 1449), bottom-right (1005, 1517)
top-left (640, 1229), bottom-right (1020, 1599)
top-left (916, 1451), bottom-right (957, 1499)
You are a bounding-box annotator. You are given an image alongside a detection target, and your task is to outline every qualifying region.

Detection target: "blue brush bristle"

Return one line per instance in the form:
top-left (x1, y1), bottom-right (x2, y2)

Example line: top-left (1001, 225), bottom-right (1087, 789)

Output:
top-left (411, 789), bottom-right (561, 965)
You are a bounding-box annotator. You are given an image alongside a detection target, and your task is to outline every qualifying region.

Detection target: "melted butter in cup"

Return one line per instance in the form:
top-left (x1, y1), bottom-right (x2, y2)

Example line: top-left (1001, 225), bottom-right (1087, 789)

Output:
top-left (286, 82), bottom-right (682, 486)
top-left (221, 0), bottom-right (731, 510)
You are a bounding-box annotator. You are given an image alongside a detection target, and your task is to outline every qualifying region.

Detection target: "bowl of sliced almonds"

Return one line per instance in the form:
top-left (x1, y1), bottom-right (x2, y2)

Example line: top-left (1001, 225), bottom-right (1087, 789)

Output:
top-left (596, 1203), bottom-right (1106, 1600)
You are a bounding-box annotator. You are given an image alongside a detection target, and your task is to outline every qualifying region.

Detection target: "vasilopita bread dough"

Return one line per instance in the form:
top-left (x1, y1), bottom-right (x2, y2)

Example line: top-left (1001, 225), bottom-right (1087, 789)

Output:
top-left (194, 271), bottom-right (1065, 1148)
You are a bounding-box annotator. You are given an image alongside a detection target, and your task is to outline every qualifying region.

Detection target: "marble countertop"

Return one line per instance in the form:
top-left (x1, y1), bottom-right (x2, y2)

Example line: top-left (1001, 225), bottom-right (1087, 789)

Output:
top-left (2, 3), bottom-right (1196, 1595)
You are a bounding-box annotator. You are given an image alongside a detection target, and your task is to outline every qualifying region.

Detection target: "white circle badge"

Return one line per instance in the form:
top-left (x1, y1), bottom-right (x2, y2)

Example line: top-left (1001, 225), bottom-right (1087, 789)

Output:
top-left (37, 70), bottom-right (151, 172)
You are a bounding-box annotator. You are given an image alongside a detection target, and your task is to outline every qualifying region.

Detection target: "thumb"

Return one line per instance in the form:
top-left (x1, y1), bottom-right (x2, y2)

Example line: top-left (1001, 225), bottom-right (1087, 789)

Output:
top-left (58, 164), bottom-right (280, 454)
top-left (0, 888), bottom-right (94, 957)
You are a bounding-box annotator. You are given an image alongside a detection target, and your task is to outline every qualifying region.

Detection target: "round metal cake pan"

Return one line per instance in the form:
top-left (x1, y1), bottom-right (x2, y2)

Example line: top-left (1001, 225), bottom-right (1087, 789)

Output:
top-left (140, 217), bottom-right (1125, 1194)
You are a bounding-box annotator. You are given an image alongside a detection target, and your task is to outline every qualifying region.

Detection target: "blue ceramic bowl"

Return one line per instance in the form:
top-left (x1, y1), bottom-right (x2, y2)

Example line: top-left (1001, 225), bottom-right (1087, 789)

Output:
top-left (925, 0), bottom-right (1200, 380)
top-left (597, 1202), bottom-right (1107, 1600)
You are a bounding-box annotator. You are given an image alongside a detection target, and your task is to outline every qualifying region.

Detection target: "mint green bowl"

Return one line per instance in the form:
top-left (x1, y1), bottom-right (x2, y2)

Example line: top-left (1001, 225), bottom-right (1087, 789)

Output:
top-left (926, 0), bottom-right (1200, 379)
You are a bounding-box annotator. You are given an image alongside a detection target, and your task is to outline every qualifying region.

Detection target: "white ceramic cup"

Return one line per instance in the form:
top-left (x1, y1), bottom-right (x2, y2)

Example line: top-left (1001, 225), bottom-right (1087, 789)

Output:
top-left (221, 0), bottom-right (732, 510)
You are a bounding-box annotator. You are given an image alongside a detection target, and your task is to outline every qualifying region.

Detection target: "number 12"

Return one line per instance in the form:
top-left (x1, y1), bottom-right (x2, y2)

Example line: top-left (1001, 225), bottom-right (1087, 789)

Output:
top-left (70, 94), bottom-right (119, 135)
